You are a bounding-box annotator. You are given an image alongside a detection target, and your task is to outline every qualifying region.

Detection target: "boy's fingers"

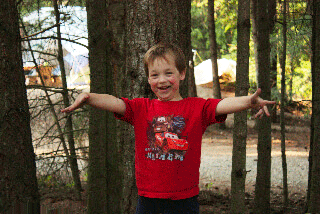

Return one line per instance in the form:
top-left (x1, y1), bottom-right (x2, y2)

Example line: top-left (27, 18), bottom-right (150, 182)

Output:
top-left (259, 113), bottom-right (264, 119)
top-left (61, 106), bottom-right (75, 113)
top-left (61, 107), bottom-right (70, 113)
top-left (264, 106), bottom-right (271, 116)
top-left (268, 100), bottom-right (277, 105)
top-left (254, 106), bottom-right (272, 119)
top-left (254, 108), bottom-right (264, 119)
top-left (251, 88), bottom-right (262, 105)
top-left (61, 93), bottom-right (89, 113)
top-left (252, 88), bottom-right (261, 99)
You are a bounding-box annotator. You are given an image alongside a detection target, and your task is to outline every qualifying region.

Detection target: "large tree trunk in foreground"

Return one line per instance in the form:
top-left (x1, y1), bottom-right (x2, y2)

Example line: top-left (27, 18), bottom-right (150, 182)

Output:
top-left (86, 1), bottom-right (194, 213)
top-left (0, 0), bottom-right (40, 213)
top-left (86, 0), bottom-right (118, 213)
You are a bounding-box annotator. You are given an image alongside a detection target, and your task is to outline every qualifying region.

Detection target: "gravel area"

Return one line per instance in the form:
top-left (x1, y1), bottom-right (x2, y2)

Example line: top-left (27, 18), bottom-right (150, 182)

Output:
top-left (199, 138), bottom-right (309, 196)
top-left (197, 85), bottom-right (310, 197)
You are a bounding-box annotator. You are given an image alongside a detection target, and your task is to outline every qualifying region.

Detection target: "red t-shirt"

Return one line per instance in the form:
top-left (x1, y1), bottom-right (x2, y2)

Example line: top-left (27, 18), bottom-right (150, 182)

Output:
top-left (115, 97), bottom-right (226, 200)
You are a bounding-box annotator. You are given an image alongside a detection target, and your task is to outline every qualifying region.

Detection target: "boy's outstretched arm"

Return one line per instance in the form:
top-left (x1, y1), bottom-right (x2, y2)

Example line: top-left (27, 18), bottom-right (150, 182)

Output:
top-left (215, 88), bottom-right (276, 118)
top-left (61, 92), bottom-right (126, 116)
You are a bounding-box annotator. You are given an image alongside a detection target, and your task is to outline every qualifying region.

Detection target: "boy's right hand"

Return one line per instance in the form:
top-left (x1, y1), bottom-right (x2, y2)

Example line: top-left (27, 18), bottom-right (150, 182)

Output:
top-left (61, 92), bottom-right (90, 113)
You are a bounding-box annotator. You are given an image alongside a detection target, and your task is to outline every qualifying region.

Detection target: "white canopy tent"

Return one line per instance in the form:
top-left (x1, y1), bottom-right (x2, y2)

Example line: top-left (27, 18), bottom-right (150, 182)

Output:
top-left (194, 58), bottom-right (236, 86)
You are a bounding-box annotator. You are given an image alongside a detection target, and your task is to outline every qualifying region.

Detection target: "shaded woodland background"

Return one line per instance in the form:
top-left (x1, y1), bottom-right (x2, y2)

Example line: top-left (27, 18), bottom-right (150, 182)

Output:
top-left (1, 0), bottom-right (320, 213)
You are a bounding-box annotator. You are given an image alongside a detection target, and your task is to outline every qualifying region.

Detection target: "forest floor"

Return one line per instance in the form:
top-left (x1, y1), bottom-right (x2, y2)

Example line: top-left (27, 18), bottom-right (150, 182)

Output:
top-left (39, 85), bottom-right (311, 213)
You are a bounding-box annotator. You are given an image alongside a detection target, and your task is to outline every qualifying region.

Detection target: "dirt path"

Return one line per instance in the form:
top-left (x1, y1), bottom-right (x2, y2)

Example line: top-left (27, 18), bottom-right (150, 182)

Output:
top-left (197, 85), bottom-right (310, 197)
top-left (200, 124), bottom-right (309, 197)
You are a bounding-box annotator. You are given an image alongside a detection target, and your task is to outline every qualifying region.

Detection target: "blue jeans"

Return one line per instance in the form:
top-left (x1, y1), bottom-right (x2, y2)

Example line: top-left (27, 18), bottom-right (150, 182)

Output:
top-left (136, 195), bottom-right (199, 214)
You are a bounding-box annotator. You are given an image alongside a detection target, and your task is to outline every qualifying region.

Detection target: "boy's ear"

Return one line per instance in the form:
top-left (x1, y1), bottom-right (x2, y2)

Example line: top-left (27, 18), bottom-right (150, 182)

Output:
top-left (180, 69), bottom-right (186, 81)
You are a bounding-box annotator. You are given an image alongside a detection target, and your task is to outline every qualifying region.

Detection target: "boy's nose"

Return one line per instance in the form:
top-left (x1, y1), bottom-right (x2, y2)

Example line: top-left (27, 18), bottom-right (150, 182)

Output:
top-left (158, 75), bottom-right (166, 83)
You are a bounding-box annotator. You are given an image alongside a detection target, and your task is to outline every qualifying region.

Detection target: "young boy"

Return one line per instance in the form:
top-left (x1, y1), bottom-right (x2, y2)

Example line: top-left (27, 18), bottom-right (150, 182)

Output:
top-left (62, 43), bottom-right (275, 214)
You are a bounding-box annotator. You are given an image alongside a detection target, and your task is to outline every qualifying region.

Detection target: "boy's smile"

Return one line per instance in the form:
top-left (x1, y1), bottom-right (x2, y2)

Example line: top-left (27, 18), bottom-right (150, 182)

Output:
top-left (148, 54), bottom-right (186, 102)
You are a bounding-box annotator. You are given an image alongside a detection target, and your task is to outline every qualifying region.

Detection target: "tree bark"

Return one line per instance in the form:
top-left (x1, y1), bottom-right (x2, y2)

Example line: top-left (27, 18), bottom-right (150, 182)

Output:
top-left (208, 0), bottom-right (221, 100)
top-left (308, 0), bottom-right (320, 212)
top-left (252, 0), bottom-right (272, 213)
top-left (230, 0), bottom-right (250, 213)
top-left (110, 0), bottom-right (194, 212)
top-left (53, 0), bottom-right (82, 200)
top-left (86, 0), bottom-right (116, 213)
top-left (280, 0), bottom-right (288, 210)
top-left (0, 0), bottom-right (40, 212)
top-left (269, 0), bottom-right (278, 123)
top-left (86, 1), bottom-right (194, 213)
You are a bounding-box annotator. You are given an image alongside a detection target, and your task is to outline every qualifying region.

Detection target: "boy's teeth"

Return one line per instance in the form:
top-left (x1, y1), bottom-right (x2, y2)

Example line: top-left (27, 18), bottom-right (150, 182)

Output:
top-left (159, 86), bottom-right (169, 90)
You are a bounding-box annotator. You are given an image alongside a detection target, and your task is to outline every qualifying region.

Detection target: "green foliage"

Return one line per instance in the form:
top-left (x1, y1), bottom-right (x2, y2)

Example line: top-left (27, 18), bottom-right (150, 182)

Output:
top-left (18, 0), bottom-right (51, 17)
top-left (18, 0), bottom-right (86, 17)
top-left (38, 173), bottom-right (77, 190)
top-left (66, 181), bottom-right (75, 188)
top-left (290, 60), bottom-right (311, 100)
top-left (83, 172), bottom-right (88, 182)
top-left (191, 0), bottom-right (312, 103)
top-left (38, 174), bottom-right (61, 189)
top-left (191, 0), bottom-right (237, 65)
top-left (191, 0), bottom-right (210, 65)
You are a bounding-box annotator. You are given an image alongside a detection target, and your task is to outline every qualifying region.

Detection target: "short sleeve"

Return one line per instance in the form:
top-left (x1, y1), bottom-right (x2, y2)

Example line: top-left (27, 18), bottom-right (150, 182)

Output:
top-left (114, 98), bottom-right (135, 125)
top-left (202, 98), bottom-right (227, 127)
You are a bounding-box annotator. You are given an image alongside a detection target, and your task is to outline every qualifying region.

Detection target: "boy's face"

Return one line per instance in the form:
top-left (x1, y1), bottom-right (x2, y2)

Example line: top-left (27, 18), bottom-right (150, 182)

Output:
top-left (148, 54), bottom-right (185, 102)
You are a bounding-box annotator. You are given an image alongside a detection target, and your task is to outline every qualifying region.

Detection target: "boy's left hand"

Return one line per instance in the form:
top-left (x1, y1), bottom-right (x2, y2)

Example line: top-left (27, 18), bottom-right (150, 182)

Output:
top-left (250, 88), bottom-right (276, 119)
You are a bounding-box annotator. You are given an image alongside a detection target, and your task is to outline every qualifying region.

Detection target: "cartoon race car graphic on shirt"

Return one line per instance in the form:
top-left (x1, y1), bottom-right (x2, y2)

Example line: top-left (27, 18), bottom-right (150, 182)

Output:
top-left (154, 132), bottom-right (189, 153)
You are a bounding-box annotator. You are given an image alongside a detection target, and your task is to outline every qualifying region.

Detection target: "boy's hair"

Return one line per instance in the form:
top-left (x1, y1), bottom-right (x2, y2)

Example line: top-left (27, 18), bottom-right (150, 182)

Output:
top-left (144, 42), bottom-right (186, 77)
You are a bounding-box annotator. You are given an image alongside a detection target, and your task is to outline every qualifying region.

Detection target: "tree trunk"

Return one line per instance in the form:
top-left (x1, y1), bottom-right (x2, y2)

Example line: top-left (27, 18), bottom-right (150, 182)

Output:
top-left (208, 0), bottom-right (221, 100)
top-left (307, 111), bottom-right (314, 211)
top-left (269, 0), bottom-right (278, 123)
top-left (177, 0), bottom-right (197, 98)
top-left (230, 0), bottom-right (250, 213)
top-left (86, 0), bottom-right (117, 213)
top-left (280, 0), bottom-right (288, 210)
top-left (289, 59), bottom-right (294, 102)
top-left (252, 0), bottom-right (272, 213)
top-left (208, 0), bottom-right (226, 130)
top-left (112, 0), bottom-right (194, 212)
top-left (20, 15), bottom-right (77, 207)
top-left (251, 0), bottom-right (258, 74)
top-left (308, 0), bottom-right (320, 212)
top-left (86, 1), bottom-right (193, 213)
top-left (53, 0), bottom-right (82, 200)
top-left (0, 0), bottom-right (40, 212)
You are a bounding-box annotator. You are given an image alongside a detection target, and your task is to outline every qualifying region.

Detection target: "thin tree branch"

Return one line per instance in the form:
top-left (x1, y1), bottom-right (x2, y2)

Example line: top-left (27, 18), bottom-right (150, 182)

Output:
top-left (22, 36), bottom-right (88, 48)
top-left (22, 49), bottom-right (57, 57)
top-left (21, 23), bottom-right (62, 39)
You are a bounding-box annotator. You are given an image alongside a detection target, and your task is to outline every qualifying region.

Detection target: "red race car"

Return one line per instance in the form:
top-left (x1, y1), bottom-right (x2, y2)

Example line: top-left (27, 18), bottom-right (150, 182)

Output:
top-left (155, 132), bottom-right (188, 153)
